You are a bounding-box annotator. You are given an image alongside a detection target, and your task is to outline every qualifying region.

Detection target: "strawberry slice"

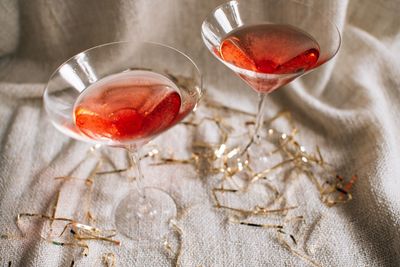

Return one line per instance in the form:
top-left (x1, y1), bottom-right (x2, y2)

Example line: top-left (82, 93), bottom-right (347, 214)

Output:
top-left (220, 37), bottom-right (257, 72)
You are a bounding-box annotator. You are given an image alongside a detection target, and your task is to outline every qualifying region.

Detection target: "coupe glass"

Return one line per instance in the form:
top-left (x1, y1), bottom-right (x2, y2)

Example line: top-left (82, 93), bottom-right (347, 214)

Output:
top-left (43, 41), bottom-right (203, 240)
top-left (201, 0), bottom-right (341, 154)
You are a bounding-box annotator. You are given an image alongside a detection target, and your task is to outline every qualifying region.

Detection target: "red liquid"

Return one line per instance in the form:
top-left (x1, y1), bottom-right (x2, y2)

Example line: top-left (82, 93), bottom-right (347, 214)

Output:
top-left (74, 71), bottom-right (181, 142)
top-left (219, 24), bottom-right (320, 74)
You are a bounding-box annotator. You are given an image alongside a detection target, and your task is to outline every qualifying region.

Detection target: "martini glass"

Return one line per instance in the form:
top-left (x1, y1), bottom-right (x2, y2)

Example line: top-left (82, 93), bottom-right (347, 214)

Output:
top-left (201, 0), bottom-right (341, 154)
top-left (43, 41), bottom-right (203, 240)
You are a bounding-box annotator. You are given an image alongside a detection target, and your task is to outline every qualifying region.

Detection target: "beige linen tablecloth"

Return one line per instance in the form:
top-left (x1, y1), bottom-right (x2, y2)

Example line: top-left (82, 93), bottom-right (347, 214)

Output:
top-left (0, 0), bottom-right (399, 266)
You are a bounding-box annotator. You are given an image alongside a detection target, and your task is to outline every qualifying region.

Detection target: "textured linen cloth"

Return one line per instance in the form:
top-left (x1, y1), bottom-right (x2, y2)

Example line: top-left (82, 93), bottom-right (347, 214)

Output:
top-left (0, 0), bottom-right (399, 266)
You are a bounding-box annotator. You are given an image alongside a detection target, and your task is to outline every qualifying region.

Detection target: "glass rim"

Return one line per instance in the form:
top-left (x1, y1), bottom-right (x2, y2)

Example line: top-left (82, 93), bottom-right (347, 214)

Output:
top-left (43, 40), bottom-right (203, 98)
top-left (201, 0), bottom-right (342, 79)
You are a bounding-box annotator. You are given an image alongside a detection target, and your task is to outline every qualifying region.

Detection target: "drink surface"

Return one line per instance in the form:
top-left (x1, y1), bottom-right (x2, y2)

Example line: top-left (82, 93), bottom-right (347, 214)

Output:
top-left (219, 24), bottom-right (320, 74)
top-left (74, 70), bottom-right (181, 142)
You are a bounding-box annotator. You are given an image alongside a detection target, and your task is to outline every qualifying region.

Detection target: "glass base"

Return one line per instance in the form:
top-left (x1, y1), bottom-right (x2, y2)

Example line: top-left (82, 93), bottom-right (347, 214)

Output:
top-left (114, 187), bottom-right (177, 240)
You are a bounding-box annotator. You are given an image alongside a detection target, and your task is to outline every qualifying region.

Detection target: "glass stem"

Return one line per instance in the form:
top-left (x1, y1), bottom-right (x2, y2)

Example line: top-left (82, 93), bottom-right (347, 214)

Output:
top-left (241, 93), bottom-right (268, 155)
top-left (127, 148), bottom-right (145, 199)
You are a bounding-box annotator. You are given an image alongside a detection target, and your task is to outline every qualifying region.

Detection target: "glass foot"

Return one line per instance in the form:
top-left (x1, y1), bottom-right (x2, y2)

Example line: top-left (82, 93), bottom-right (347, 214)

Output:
top-left (114, 187), bottom-right (177, 240)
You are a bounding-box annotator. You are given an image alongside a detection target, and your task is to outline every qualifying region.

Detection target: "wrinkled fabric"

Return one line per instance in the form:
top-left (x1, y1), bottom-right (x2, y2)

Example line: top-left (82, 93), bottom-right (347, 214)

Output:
top-left (0, 0), bottom-right (399, 266)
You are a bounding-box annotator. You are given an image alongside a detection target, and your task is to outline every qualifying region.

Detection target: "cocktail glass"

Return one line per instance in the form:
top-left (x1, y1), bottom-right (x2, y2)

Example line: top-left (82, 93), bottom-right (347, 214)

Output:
top-left (43, 41), bottom-right (203, 240)
top-left (201, 0), bottom-right (341, 154)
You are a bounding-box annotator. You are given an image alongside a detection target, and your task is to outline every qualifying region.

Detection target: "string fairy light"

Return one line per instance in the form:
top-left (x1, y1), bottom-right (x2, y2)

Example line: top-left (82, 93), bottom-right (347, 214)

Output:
top-left (154, 97), bottom-right (357, 266)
